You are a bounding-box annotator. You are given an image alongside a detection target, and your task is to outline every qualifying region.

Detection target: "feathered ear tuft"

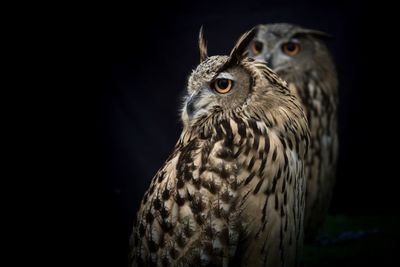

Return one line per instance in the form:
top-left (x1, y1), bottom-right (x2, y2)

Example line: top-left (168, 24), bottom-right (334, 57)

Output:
top-left (225, 27), bottom-right (257, 67)
top-left (198, 26), bottom-right (208, 63)
top-left (295, 28), bottom-right (333, 40)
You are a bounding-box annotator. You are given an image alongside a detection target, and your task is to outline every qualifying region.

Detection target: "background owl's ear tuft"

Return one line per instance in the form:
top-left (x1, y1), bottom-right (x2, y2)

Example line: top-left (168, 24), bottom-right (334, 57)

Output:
top-left (198, 26), bottom-right (208, 63)
top-left (295, 29), bottom-right (333, 41)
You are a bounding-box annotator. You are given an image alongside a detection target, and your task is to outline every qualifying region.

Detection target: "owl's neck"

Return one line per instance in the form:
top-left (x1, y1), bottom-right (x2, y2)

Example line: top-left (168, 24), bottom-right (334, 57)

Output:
top-left (280, 68), bottom-right (337, 104)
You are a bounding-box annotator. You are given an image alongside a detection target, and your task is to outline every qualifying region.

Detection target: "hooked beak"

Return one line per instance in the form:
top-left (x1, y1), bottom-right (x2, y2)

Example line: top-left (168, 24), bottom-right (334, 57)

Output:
top-left (185, 90), bottom-right (201, 118)
top-left (264, 53), bottom-right (273, 68)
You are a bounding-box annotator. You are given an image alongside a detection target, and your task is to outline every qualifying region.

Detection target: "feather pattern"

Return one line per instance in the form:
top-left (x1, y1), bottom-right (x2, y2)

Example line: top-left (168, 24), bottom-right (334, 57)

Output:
top-left (130, 29), bottom-right (310, 267)
top-left (246, 23), bottom-right (338, 241)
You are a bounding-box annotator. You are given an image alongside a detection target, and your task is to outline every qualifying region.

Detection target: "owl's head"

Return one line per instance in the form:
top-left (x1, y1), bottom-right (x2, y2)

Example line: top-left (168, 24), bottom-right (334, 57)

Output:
top-left (181, 28), bottom-right (287, 128)
top-left (246, 23), bottom-right (332, 74)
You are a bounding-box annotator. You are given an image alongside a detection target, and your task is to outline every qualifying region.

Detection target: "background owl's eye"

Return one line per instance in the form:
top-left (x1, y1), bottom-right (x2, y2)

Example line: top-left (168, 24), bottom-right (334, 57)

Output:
top-left (251, 41), bottom-right (263, 55)
top-left (211, 78), bottom-right (233, 94)
top-left (281, 41), bottom-right (301, 56)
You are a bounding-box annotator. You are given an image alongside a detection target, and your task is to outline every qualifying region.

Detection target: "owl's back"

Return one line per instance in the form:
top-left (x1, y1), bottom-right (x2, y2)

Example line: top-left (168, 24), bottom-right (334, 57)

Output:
top-left (247, 23), bottom-right (339, 241)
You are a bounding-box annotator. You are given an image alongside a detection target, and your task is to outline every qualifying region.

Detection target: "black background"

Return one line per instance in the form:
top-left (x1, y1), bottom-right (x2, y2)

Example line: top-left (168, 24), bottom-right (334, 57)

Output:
top-left (55, 0), bottom-right (397, 266)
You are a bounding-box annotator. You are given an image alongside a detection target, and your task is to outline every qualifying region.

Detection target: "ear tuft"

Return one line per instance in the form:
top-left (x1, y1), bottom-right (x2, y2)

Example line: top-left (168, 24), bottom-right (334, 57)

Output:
top-left (198, 26), bottom-right (208, 63)
top-left (295, 28), bottom-right (333, 40)
top-left (222, 27), bottom-right (257, 68)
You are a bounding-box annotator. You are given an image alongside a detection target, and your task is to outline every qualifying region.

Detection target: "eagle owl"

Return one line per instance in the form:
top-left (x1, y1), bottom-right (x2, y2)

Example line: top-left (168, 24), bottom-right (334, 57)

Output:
top-left (246, 23), bottom-right (338, 241)
top-left (130, 28), bottom-right (310, 267)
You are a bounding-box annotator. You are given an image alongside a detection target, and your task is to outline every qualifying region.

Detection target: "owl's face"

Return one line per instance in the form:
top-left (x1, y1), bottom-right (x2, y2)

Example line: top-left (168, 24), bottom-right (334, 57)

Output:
top-left (246, 23), bottom-right (329, 73)
top-left (181, 56), bottom-right (252, 127)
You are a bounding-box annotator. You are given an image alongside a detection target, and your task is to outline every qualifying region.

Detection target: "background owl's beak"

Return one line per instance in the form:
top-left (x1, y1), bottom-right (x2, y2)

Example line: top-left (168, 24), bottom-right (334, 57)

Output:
top-left (264, 53), bottom-right (273, 68)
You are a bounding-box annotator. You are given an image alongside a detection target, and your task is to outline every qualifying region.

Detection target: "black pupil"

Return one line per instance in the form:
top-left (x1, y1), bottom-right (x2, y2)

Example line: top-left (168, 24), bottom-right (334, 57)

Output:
top-left (217, 79), bottom-right (229, 89)
top-left (285, 42), bottom-right (296, 51)
top-left (254, 41), bottom-right (263, 52)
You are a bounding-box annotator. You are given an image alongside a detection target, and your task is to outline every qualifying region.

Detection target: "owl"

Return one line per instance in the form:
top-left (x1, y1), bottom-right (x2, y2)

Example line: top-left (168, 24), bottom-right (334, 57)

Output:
top-left (129, 28), bottom-right (310, 267)
top-left (245, 23), bottom-right (338, 241)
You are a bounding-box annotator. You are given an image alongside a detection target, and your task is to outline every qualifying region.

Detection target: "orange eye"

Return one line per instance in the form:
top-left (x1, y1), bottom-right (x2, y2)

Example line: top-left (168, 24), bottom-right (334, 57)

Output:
top-left (211, 78), bottom-right (233, 94)
top-left (251, 41), bottom-right (263, 55)
top-left (281, 42), bottom-right (301, 56)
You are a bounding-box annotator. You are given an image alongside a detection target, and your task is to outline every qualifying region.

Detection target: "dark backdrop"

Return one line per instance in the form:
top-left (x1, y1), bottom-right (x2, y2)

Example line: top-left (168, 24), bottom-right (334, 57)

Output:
top-left (67, 0), bottom-right (397, 266)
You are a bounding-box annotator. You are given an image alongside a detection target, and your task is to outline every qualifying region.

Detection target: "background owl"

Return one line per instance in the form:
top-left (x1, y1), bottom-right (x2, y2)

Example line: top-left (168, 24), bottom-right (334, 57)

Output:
top-left (130, 29), bottom-right (310, 266)
top-left (246, 23), bottom-right (338, 241)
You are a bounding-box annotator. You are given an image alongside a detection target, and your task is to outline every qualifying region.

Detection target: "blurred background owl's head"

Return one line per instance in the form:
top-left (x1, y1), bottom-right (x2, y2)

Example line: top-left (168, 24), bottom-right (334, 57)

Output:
top-left (247, 23), bottom-right (334, 76)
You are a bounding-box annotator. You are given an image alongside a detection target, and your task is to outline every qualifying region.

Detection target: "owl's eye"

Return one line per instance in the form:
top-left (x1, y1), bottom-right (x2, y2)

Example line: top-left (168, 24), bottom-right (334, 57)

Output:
top-left (281, 42), bottom-right (301, 56)
top-left (251, 41), bottom-right (263, 55)
top-left (211, 78), bottom-right (234, 94)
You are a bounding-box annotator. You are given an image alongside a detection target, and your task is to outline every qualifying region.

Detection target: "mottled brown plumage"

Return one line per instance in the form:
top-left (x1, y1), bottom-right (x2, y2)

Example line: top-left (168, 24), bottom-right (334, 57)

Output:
top-left (246, 23), bottom-right (338, 241)
top-left (130, 28), bottom-right (310, 266)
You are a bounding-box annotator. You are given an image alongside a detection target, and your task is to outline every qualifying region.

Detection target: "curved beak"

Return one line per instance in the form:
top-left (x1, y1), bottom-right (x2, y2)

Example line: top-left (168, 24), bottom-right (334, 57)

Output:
top-left (185, 90), bottom-right (201, 118)
top-left (264, 53), bottom-right (273, 68)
